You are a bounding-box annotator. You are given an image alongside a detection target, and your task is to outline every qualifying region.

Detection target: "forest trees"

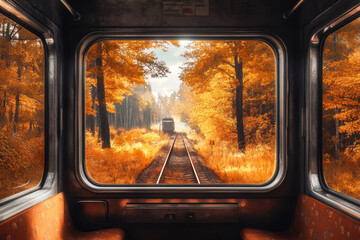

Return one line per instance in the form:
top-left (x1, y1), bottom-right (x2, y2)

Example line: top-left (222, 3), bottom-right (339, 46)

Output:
top-left (86, 40), bottom-right (175, 148)
top-left (85, 39), bottom-right (277, 184)
top-left (181, 41), bottom-right (276, 152)
top-left (111, 85), bottom-right (155, 130)
top-left (0, 16), bottom-right (44, 135)
top-left (85, 40), bottom-right (178, 184)
top-left (323, 18), bottom-right (360, 159)
top-left (0, 15), bottom-right (45, 199)
top-left (322, 18), bottom-right (360, 199)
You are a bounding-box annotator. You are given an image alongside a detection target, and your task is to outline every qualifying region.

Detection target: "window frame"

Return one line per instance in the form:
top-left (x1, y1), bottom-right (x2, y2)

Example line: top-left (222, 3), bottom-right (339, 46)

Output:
top-left (0, 0), bottom-right (58, 222)
top-left (307, 3), bottom-right (360, 220)
top-left (75, 31), bottom-right (288, 193)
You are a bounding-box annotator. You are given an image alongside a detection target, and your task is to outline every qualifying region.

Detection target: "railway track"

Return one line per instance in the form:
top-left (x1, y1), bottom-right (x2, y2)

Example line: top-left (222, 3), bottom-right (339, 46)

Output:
top-left (136, 133), bottom-right (222, 184)
top-left (157, 134), bottom-right (201, 184)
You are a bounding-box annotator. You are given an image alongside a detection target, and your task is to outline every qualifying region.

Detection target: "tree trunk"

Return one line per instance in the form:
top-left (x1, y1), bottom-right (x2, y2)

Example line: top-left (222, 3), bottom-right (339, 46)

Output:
top-left (333, 33), bottom-right (340, 163)
top-left (0, 25), bottom-right (11, 128)
top-left (129, 104), bottom-right (133, 129)
top-left (13, 62), bottom-right (23, 137)
top-left (89, 84), bottom-right (96, 136)
top-left (0, 91), bottom-right (6, 127)
top-left (13, 92), bottom-right (20, 136)
top-left (96, 43), bottom-right (111, 148)
top-left (8, 104), bottom-right (13, 124)
top-left (234, 55), bottom-right (246, 151)
top-left (115, 106), bottom-right (118, 129)
top-left (125, 96), bottom-right (129, 130)
top-left (29, 122), bottom-right (33, 136)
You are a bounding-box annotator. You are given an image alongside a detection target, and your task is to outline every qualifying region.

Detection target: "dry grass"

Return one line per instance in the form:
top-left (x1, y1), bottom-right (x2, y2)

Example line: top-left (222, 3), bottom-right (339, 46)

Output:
top-left (323, 154), bottom-right (360, 200)
top-left (188, 133), bottom-right (276, 184)
top-left (0, 130), bottom-right (44, 199)
top-left (86, 128), bottom-right (168, 184)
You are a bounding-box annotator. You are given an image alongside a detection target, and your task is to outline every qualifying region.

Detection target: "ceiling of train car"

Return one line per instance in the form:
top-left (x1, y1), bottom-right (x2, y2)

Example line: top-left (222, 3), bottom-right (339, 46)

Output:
top-left (64, 0), bottom-right (290, 27)
top-left (62, 0), bottom-right (346, 29)
top-left (295, 0), bottom-right (340, 27)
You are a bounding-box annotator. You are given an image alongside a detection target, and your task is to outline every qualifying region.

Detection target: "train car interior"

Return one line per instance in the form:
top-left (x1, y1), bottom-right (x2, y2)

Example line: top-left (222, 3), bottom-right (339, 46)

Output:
top-left (1, 0), bottom-right (360, 239)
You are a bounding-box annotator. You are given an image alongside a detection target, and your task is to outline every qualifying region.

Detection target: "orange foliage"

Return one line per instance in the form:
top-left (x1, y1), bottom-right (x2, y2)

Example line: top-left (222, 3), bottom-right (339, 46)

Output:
top-left (180, 40), bottom-right (276, 149)
top-left (86, 128), bottom-right (168, 183)
top-left (85, 40), bottom-right (178, 148)
top-left (323, 155), bottom-right (360, 200)
top-left (85, 40), bottom-right (277, 185)
top-left (189, 133), bottom-right (275, 184)
top-left (0, 130), bottom-right (44, 199)
top-left (179, 40), bottom-right (276, 183)
top-left (85, 41), bottom-right (173, 114)
top-left (0, 15), bottom-right (45, 199)
top-left (322, 17), bottom-right (360, 199)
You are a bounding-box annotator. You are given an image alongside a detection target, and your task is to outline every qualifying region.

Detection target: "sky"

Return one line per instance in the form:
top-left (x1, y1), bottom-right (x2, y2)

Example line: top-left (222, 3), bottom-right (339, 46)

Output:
top-left (146, 40), bottom-right (191, 98)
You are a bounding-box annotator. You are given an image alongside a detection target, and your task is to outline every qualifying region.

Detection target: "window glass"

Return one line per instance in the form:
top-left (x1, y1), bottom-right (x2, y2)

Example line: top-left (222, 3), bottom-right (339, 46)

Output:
top-left (85, 40), bottom-right (276, 184)
top-left (323, 17), bottom-right (360, 200)
top-left (0, 14), bottom-right (45, 199)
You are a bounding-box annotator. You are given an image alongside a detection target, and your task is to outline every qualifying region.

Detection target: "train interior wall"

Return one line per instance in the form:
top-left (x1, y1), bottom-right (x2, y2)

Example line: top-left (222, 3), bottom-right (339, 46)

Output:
top-left (1, 0), bottom-right (360, 239)
top-left (64, 0), bottom-right (299, 237)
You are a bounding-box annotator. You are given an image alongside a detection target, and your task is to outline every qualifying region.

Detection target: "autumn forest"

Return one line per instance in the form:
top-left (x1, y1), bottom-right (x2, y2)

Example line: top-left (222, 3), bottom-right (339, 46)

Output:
top-left (1, 13), bottom-right (360, 199)
top-left (84, 39), bottom-right (277, 184)
top-left (322, 17), bottom-right (360, 200)
top-left (0, 15), bottom-right (44, 199)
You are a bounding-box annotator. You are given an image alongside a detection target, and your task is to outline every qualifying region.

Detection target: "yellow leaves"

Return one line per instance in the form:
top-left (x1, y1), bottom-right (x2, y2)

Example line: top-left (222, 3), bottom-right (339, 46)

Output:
top-left (180, 40), bottom-right (276, 149)
top-left (0, 130), bottom-right (44, 199)
top-left (323, 17), bottom-right (360, 148)
top-left (85, 128), bottom-right (168, 184)
top-left (190, 132), bottom-right (276, 184)
top-left (185, 76), bottom-right (236, 144)
top-left (85, 40), bottom-right (176, 116)
top-left (0, 14), bottom-right (45, 199)
top-left (322, 17), bottom-right (360, 200)
top-left (339, 119), bottom-right (360, 135)
top-left (323, 153), bottom-right (360, 199)
top-left (244, 114), bottom-right (275, 143)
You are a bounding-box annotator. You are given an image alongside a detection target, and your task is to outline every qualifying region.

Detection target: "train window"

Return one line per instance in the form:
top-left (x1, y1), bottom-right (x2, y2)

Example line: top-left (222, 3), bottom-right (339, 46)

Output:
top-left (0, 14), bottom-right (45, 199)
top-left (84, 39), bottom-right (278, 185)
top-left (322, 17), bottom-right (360, 200)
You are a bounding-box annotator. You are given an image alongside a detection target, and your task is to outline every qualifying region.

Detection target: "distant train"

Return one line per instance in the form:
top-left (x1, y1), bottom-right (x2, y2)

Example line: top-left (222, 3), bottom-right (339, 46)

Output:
top-left (162, 118), bottom-right (175, 134)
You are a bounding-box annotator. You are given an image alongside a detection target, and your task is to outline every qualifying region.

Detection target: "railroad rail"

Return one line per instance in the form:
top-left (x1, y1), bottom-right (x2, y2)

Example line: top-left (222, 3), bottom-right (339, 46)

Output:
top-left (157, 133), bottom-right (201, 184)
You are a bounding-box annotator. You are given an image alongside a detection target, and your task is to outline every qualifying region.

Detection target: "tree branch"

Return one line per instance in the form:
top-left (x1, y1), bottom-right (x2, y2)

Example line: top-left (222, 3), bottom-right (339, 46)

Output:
top-left (21, 93), bottom-right (43, 104)
top-left (9, 26), bottom-right (21, 40)
top-left (221, 60), bottom-right (235, 68)
top-left (216, 67), bottom-right (235, 79)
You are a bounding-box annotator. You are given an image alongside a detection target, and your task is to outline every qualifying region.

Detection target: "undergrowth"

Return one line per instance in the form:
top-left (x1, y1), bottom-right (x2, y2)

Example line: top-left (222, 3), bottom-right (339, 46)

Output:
top-left (0, 129), bottom-right (44, 199)
top-left (188, 132), bottom-right (276, 184)
top-left (86, 128), bottom-right (168, 184)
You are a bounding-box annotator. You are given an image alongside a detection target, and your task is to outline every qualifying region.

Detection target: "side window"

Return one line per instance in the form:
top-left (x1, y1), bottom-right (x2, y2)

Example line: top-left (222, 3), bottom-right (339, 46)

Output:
top-left (0, 14), bottom-right (45, 200)
top-left (322, 17), bottom-right (360, 200)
